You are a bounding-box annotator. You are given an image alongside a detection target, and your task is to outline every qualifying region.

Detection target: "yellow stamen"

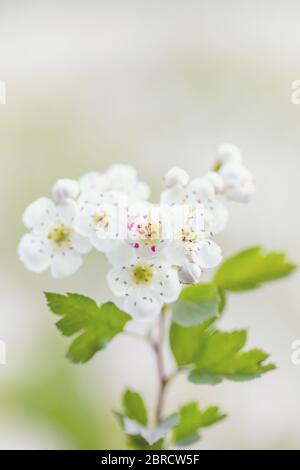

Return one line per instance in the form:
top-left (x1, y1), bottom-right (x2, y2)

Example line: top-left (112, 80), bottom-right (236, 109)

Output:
top-left (132, 264), bottom-right (153, 285)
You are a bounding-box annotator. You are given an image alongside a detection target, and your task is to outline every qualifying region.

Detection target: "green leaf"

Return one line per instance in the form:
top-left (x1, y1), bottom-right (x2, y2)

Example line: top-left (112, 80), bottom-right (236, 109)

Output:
top-left (170, 319), bottom-right (214, 366)
top-left (45, 293), bottom-right (130, 363)
top-left (122, 389), bottom-right (148, 426)
top-left (172, 284), bottom-right (220, 326)
top-left (170, 321), bottom-right (276, 384)
top-left (173, 402), bottom-right (226, 446)
top-left (214, 247), bottom-right (296, 292)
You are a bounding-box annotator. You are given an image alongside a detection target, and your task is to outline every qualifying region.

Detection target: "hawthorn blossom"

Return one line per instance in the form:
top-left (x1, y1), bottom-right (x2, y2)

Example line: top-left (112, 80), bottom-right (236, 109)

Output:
top-left (80, 164), bottom-right (150, 202)
top-left (160, 171), bottom-right (228, 235)
top-left (18, 198), bottom-right (91, 278)
top-left (74, 189), bottom-right (127, 253)
top-left (107, 257), bottom-right (181, 319)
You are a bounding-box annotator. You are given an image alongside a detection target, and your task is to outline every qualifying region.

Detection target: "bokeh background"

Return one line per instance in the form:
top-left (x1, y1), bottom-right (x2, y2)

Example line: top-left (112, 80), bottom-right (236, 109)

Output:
top-left (0, 0), bottom-right (299, 449)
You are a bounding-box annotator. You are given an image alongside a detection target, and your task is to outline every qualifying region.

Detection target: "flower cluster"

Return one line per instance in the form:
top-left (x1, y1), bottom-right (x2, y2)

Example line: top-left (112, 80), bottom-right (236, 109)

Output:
top-left (18, 145), bottom-right (255, 320)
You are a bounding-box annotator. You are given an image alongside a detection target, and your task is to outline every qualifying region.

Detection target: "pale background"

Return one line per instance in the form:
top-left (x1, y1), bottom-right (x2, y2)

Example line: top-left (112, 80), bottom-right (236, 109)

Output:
top-left (0, 0), bottom-right (299, 449)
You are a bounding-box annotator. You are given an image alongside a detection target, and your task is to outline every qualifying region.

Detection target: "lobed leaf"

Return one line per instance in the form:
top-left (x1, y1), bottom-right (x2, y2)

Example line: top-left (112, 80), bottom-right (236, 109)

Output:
top-left (45, 293), bottom-right (130, 363)
top-left (172, 402), bottom-right (226, 446)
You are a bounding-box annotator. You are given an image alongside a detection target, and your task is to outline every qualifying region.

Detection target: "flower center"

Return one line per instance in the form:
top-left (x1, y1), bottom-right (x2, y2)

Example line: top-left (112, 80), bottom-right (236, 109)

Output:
top-left (93, 212), bottom-right (110, 231)
top-left (48, 225), bottom-right (73, 247)
top-left (132, 264), bottom-right (153, 285)
top-left (136, 222), bottom-right (160, 245)
top-left (180, 228), bottom-right (199, 244)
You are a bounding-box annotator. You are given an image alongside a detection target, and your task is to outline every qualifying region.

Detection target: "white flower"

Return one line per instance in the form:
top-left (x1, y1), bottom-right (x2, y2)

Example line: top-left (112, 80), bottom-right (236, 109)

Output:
top-left (107, 257), bottom-right (181, 320)
top-left (219, 161), bottom-right (255, 202)
top-left (164, 167), bottom-right (189, 188)
top-left (216, 143), bottom-right (242, 165)
top-left (18, 198), bottom-right (91, 278)
top-left (126, 203), bottom-right (168, 259)
top-left (161, 177), bottom-right (215, 206)
top-left (164, 225), bottom-right (222, 270)
top-left (161, 175), bottom-right (228, 235)
top-left (75, 189), bottom-right (127, 253)
top-left (178, 262), bottom-right (202, 284)
top-left (52, 179), bottom-right (79, 204)
top-left (80, 164), bottom-right (150, 202)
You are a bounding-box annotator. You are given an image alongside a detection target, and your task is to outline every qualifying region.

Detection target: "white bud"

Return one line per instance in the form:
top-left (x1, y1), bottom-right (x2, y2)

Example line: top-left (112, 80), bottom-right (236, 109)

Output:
top-left (178, 262), bottom-right (202, 284)
top-left (52, 179), bottom-right (79, 203)
top-left (220, 162), bottom-right (255, 203)
top-left (216, 143), bottom-right (242, 165)
top-left (164, 167), bottom-right (189, 188)
top-left (203, 171), bottom-right (224, 193)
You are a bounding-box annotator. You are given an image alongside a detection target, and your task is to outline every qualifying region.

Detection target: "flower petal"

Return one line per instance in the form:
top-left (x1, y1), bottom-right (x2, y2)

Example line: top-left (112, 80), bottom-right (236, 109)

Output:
top-left (151, 266), bottom-right (181, 303)
top-left (105, 242), bottom-right (137, 268)
top-left (107, 267), bottom-right (132, 297)
top-left (123, 289), bottom-right (163, 320)
top-left (164, 241), bottom-right (187, 266)
top-left (50, 250), bottom-right (82, 278)
top-left (79, 172), bottom-right (106, 192)
top-left (22, 197), bottom-right (56, 230)
top-left (70, 232), bottom-right (92, 254)
top-left (57, 200), bottom-right (77, 226)
top-left (160, 186), bottom-right (184, 206)
top-left (18, 233), bottom-right (50, 273)
top-left (204, 199), bottom-right (228, 234)
top-left (192, 240), bottom-right (222, 269)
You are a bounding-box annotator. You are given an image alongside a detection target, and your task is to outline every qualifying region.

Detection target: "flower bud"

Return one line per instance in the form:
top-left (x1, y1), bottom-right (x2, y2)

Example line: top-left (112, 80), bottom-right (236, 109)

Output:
top-left (203, 171), bottom-right (224, 193)
top-left (178, 262), bottom-right (202, 284)
top-left (216, 143), bottom-right (242, 166)
top-left (220, 162), bottom-right (255, 203)
top-left (52, 179), bottom-right (79, 204)
top-left (164, 167), bottom-right (189, 188)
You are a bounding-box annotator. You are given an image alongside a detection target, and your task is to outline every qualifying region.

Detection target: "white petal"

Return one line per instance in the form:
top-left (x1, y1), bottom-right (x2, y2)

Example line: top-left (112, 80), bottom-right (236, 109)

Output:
top-left (22, 197), bottom-right (56, 230)
top-left (178, 262), bottom-right (202, 284)
top-left (50, 250), bottom-right (82, 278)
top-left (106, 164), bottom-right (137, 184)
top-left (57, 200), bottom-right (77, 226)
top-left (184, 178), bottom-right (215, 204)
top-left (79, 172), bottom-right (106, 192)
top-left (192, 240), bottom-right (222, 269)
top-left (123, 289), bottom-right (162, 320)
top-left (105, 242), bottom-right (137, 268)
top-left (75, 212), bottom-right (94, 237)
top-left (135, 181), bottom-right (150, 200)
top-left (18, 233), bottom-right (50, 273)
top-left (203, 172), bottom-right (224, 192)
top-left (151, 266), bottom-right (181, 303)
top-left (70, 232), bottom-right (92, 254)
top-left (160, 186), bottom-right (184, 206)
top-left (164, 242), bottom-right (187, 266)
top-left (107, 267), bottom-right (132, 297)
top-left (204, 199), bottom-right (228, 234)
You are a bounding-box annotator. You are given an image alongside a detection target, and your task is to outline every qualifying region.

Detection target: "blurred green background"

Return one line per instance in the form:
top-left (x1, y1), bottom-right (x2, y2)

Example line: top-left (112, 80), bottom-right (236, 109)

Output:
top-left (0, 0), bottom-right (300, 449)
